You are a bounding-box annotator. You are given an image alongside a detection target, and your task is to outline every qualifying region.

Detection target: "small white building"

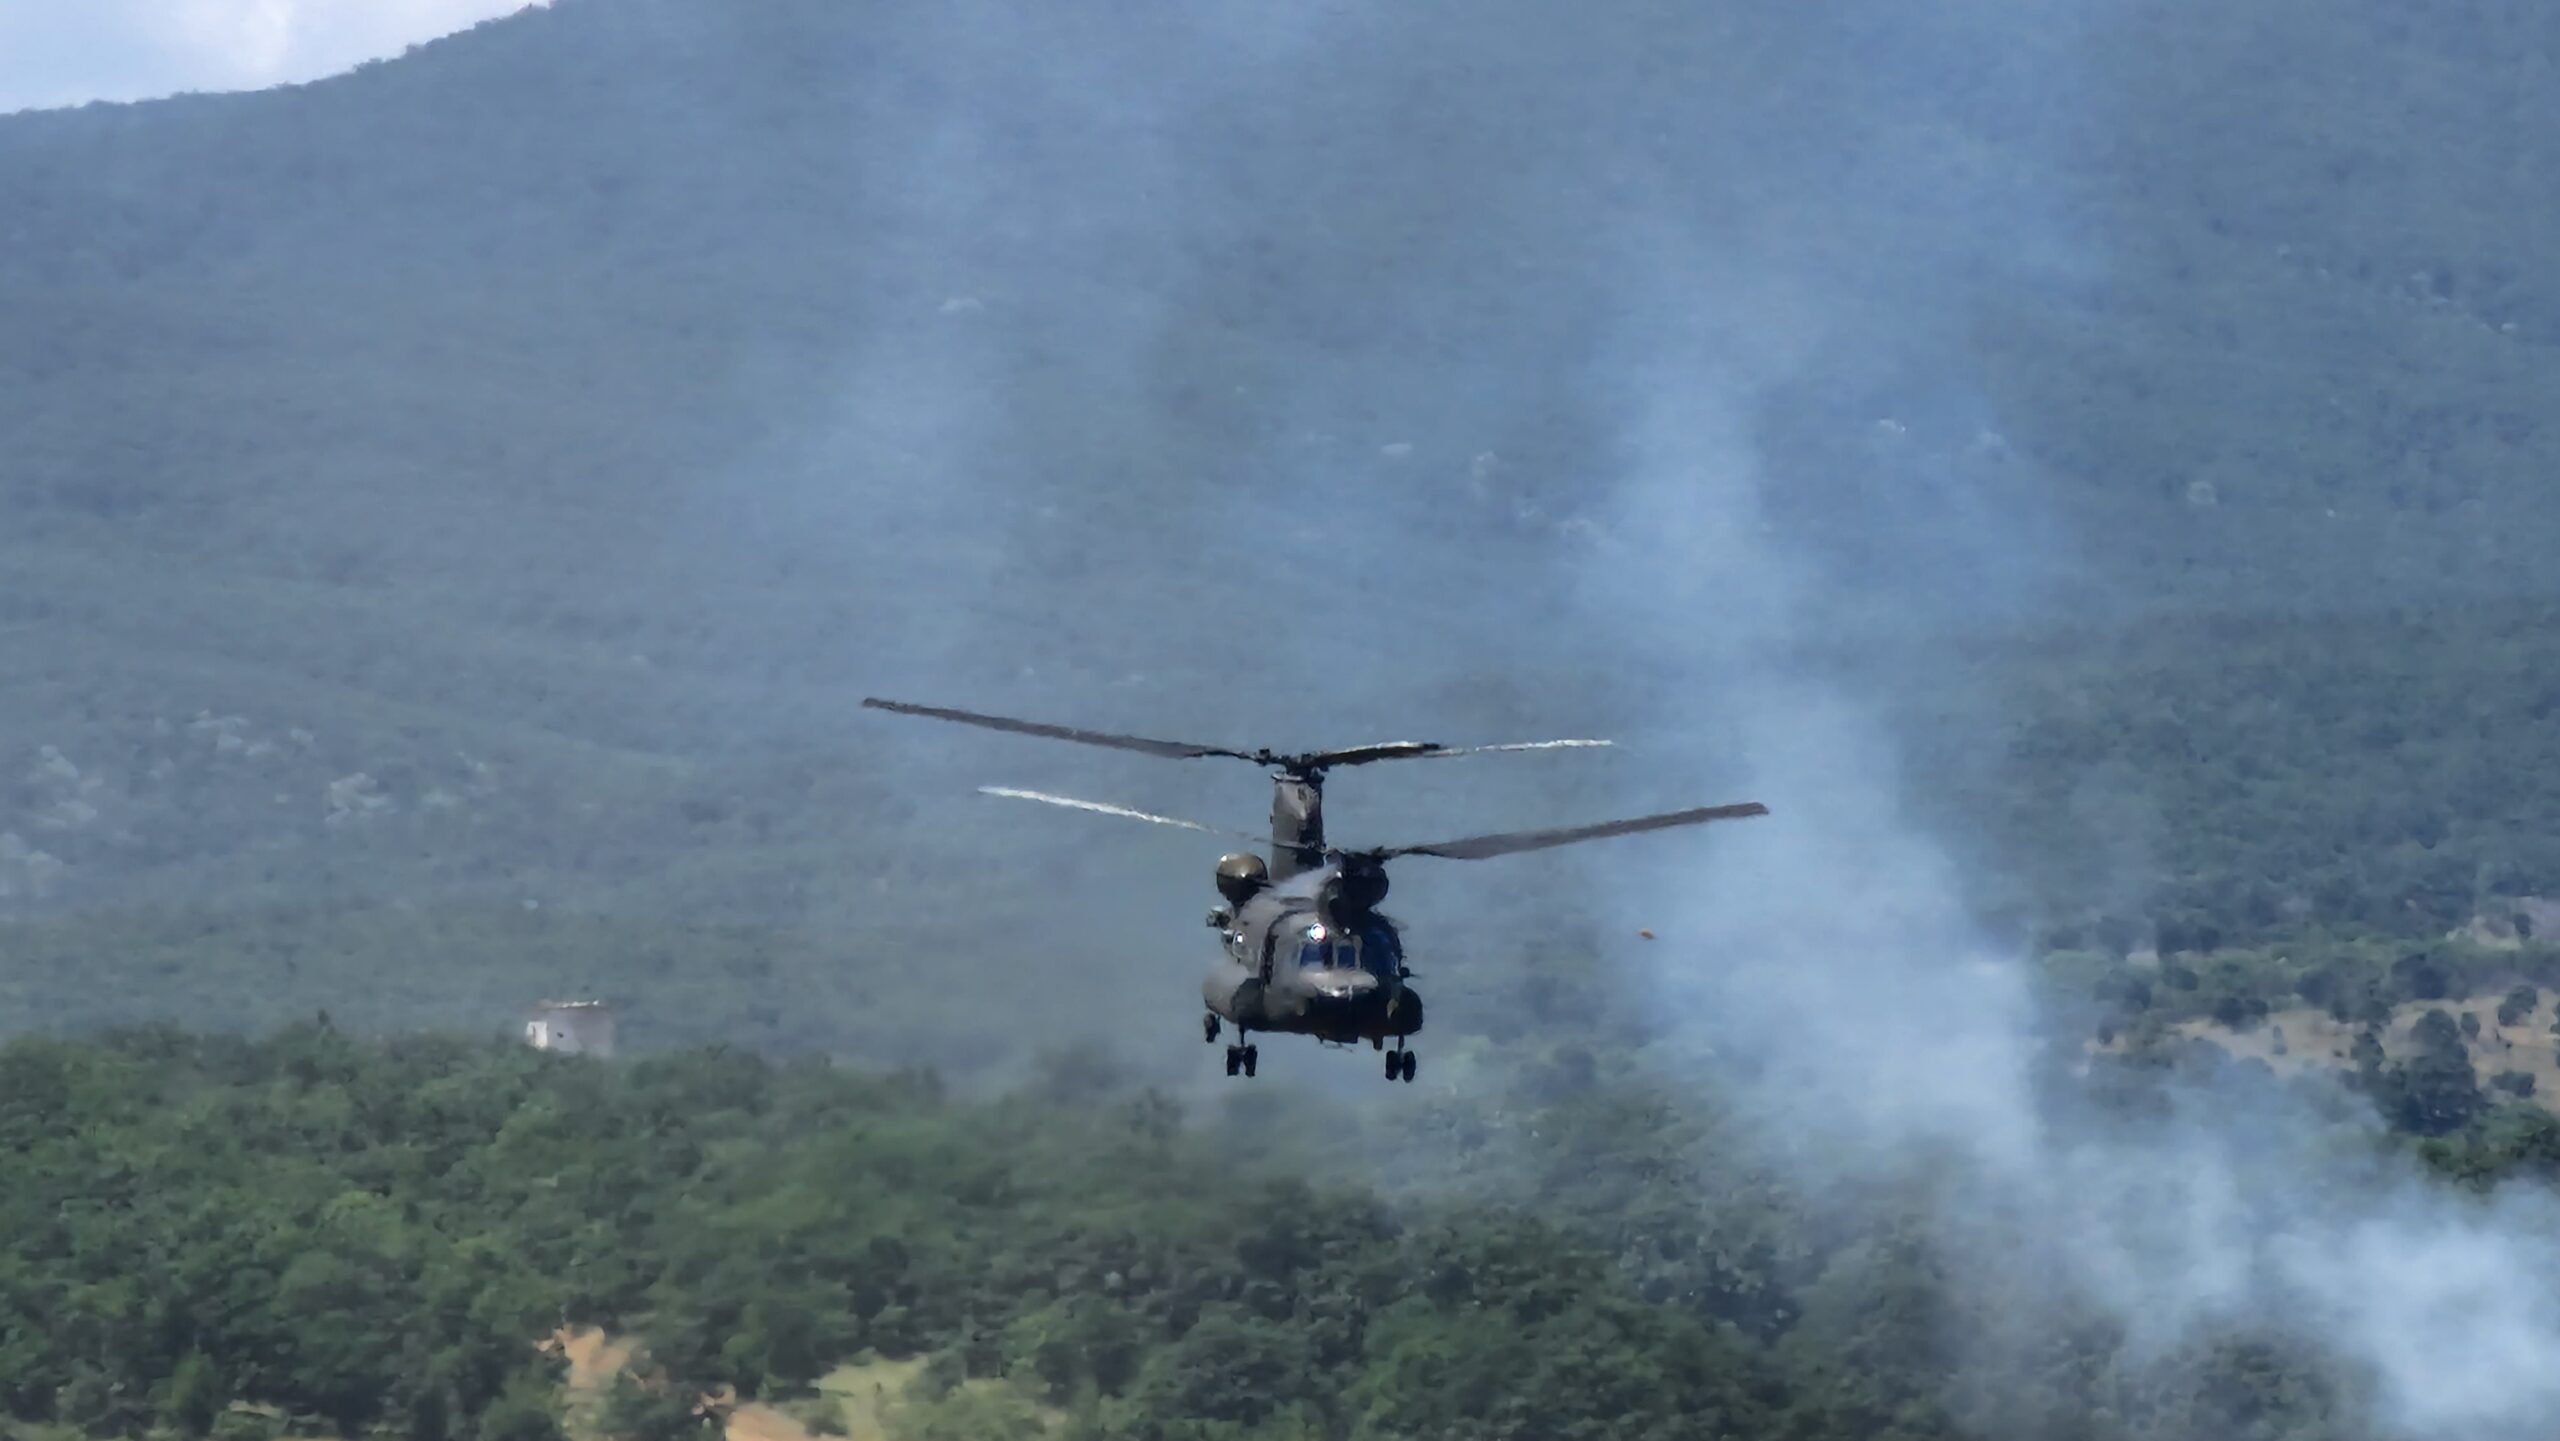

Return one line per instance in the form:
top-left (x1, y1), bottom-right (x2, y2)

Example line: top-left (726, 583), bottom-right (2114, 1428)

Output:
top-left (524, 999), bottom-right (616, 1057)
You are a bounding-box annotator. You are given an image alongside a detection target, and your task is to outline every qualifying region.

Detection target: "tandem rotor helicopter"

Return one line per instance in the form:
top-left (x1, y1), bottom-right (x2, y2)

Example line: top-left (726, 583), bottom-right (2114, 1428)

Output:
top-left (862, 697), bottom-right (1768, 1082)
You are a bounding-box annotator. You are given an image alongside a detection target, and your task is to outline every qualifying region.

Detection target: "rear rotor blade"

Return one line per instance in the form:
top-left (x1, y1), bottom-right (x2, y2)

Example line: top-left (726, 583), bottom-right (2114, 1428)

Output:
top-left (1411, 738), bottom-right (1615, 759)
top-left (868, 696), bottom-right (1617, 775)
top-left (977, 786), bottom-right (1270, 846)
top-left (865, 697), bottom-right (1256, 761)
top-left (1361, 801), bottom-right (1769, 862)
top-left (1288, 741), bottom-right (1446, 768)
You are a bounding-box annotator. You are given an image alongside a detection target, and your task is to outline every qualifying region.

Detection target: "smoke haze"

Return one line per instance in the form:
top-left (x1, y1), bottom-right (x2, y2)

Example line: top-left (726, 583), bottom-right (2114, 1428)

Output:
top-left (794, 2), bottom-right (2560, 1435)
top-left (1517, 30), bottom-right (2560, 1438)
top-left (690, 0), bottom-right (2560, 1422)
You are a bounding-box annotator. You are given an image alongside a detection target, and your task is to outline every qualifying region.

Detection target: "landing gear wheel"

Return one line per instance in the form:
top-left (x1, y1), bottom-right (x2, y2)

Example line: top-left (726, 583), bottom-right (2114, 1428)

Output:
top-left (1224, 1045), bottom-right (1240, 1076)
top-left (1384, 1050), bottom-right (1399, 1081)
top-left (1204, 1013), bottom-right (1221, 1044)
top-left (1399, 1051), bottom-right (1417, 1083)
top-left (1241, 1045), bottom-right (1258, 1078)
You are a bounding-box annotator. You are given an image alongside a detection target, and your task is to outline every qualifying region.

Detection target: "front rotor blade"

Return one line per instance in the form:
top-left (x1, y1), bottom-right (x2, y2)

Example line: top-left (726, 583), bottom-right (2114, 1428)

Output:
top-left (1367, 801), bottom-right (1770, 861)
top-left (977, 787), bottom-right (1269, 845)
top-left (864, 697), bottom-right (1254, 761)
top-left (1292, 737), bottom-right (1614, 768)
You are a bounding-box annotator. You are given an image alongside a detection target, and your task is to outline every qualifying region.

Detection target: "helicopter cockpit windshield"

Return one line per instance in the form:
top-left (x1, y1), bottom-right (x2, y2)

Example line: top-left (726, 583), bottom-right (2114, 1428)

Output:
top-left (1292, 921), bottom-right (1402, 980)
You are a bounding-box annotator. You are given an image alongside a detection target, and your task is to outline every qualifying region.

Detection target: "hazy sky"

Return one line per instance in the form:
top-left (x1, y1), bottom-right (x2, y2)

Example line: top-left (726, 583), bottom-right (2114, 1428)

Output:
top-left (0, 0), bottom-right (539, 114)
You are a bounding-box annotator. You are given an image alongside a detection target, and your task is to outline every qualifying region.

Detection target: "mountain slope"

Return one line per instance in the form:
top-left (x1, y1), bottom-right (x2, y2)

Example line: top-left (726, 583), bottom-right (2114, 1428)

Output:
top-left (4, 0), bottom-right (2559, 1062)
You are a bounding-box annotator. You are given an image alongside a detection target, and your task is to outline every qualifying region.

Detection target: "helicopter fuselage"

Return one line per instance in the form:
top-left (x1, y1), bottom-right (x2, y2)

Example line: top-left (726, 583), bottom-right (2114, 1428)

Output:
top-left (1204, 866), bottom-right (1424, 1045)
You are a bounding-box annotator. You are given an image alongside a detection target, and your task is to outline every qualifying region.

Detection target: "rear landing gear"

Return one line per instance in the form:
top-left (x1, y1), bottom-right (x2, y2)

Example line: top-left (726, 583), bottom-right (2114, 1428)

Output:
top-left (1384, 1046), bottom-right (1415, 1083)
top-left (1204, 1013), bottom-right (1221, 1044)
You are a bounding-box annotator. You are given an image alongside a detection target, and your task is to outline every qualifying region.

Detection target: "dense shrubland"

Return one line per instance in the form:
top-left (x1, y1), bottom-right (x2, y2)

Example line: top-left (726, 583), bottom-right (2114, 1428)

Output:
top-left (12, 1023), bottom-right (2518, 1441)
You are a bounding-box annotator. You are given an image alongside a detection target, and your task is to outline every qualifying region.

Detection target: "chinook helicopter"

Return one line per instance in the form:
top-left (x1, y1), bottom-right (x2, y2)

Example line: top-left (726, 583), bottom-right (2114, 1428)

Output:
top-left (862, 697), bottom-right (1767, 1082)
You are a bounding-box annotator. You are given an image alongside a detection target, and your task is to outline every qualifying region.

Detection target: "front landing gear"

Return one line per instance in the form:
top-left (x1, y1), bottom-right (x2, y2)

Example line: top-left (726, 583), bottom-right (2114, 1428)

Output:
top-left (1211, 1013), bottom-right (1257, 1076)
top-left (1384, 1045), bottom-right (1415, 1083)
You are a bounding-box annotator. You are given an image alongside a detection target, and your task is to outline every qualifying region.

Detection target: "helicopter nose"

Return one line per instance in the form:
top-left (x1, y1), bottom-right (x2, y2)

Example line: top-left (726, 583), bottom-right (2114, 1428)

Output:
top-left (1315, 970), bottom-right (1381, 1003)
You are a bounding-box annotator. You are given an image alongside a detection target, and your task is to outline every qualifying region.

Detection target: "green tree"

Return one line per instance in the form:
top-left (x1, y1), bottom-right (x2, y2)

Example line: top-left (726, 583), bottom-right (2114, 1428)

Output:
top-left (2497, 985), bottom-right (2538, 1026)
top-left (597, 1373), bottom-right (717, 1441)
top-left (887, 1384), bottom-right (1049, 1441)
top-left (164, 1350), bottom-right (226, 1438)
top-left (476, 1373), bottom-right (564, 1441)
top-left (2391, 1010), bottom-right (2484, 1135)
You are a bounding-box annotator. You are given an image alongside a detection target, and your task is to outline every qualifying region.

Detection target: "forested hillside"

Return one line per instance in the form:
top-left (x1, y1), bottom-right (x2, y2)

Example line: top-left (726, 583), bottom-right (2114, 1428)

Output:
top-left (4, 0), bottom-right (2559, 1067)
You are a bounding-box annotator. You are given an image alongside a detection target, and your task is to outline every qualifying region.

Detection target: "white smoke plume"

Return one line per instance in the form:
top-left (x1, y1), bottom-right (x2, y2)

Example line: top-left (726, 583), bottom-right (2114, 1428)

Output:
top-left (742, 8), bottom-right (2560, 1422)
top-left (1581, 253), bottom-right (2560, 1441)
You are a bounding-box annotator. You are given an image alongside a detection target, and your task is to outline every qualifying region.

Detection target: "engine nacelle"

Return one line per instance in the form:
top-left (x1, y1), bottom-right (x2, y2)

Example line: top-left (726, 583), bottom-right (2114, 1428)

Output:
top-left (1335, 861), bottom-right (1389, 911)
top-left (1215, 852), bottom-right (1268, 905)
top-left (1317, 862), bottom-right (1389, 928)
